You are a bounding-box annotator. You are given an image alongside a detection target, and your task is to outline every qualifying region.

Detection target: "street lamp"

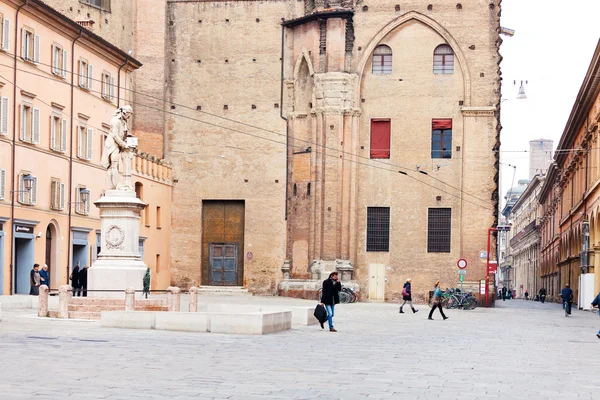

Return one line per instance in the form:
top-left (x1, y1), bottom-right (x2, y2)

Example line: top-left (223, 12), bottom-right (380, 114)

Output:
top-left (10, 173), bottom-right (34, 196)
top-left (80, 188), bottom-right (90, 205)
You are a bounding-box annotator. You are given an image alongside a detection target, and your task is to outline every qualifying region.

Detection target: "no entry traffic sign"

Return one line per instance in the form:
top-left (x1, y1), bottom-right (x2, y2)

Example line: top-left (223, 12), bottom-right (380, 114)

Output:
top-left (457, 258), bottom-right (468, 269)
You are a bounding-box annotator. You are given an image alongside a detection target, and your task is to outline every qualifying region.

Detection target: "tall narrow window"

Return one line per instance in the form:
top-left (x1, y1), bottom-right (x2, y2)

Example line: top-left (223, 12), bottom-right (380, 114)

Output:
top-left (50, 178), bottom-right (65, 211)
top-left (367, 207), bottom-right (390, 252)
top-left (2, 18), bottom-right (10, 51)
top-left (427, 208), bottom-right (451, 252)
top-left (102, 71), bottom-right (114, 101)
top-left (156, 254), bottom-right (161, 274)
top-left (50, 114), bottom-right (66, 152)
top-left (370, 119), bottom-right (391, 159)
top-left (52, 44), bottom-right (67, 78)
top-left (433, 44), bottom-right (454, 74)
top-left (156, 206), bottom-right (162, 229)
top-left (0, 168), bottom-right (5, 201)
top-left (77, 125), bottom-right (93, 160)
top-left (79, 58), bottom-right (92, 90)
top-left (372, 45), bottom-right (392, 74)
top-left (21, 28), bottom-right (39, 63)
top-left (0, 95), bottom-right (9, 135)
top-left (431, 119), bottom-right (452, 159)
top-left (20, 103), bottom-right (40, 144)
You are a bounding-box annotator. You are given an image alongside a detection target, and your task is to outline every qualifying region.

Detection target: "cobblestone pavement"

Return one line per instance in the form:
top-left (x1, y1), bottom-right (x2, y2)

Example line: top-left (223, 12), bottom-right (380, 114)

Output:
top-left (0, 296), bottom-right (598, 399)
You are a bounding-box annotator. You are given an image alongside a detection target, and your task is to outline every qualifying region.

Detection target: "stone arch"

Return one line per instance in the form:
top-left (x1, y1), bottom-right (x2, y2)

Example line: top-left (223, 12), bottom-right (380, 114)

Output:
top-left (293, 48), bottom-right (315, 80)
top-left (354, 11), bottom-right (472, 106)
top-left (293, 48), bottom-right (315, 114)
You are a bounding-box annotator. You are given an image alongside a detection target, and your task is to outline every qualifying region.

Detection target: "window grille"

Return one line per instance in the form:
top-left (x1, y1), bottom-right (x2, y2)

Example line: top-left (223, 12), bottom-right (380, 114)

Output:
top-left (80, 0), bottom-right (111, 12)
top-left (367, 207), bottom-right (390, 252)
top-left (428, 208), bottom-right (451, 252)
top-left (372, 45), bottom-right (392, 74)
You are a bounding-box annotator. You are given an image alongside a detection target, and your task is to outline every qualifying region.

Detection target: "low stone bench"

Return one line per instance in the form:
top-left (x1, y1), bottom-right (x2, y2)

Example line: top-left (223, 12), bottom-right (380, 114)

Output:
top-left (197, 304), bottom-right (316, 326)
top-left (101, 309), bottom-right (292, 335)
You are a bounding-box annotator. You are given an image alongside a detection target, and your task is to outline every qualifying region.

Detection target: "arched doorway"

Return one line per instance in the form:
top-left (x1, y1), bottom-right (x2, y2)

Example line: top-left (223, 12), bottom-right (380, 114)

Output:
top-left (45, 221), bottom-right (60, 289)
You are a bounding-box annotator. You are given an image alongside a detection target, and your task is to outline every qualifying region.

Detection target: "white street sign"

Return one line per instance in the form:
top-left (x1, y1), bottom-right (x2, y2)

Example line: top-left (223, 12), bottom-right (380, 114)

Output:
top-left (457, 270), bottom-right (467, 275)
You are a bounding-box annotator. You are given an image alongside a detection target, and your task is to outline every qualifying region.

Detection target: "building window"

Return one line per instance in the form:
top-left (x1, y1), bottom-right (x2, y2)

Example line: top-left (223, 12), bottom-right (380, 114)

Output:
top-left (372, 45), bottom-right (392, 75)
top-left (2, 17), bottom-right (10, 51)
top-left (80, 0), bottom-right (111, 12)
top-left (51, 44), bottom-right (67, 78)
top-left (21, 28), bottom-right (39, 63)
top-left (102, 71), bottom-right (115, 102)
top-left (156, 206), bottom-right (162, 229)
top-left (367, 207), bottom-right (390, 252)
top-left (20, 103), bottom-right (40, 144)
top-left (433, 44), bottom-right (454, 74)
top-left (156, 254), bottom-right (161, 274)
top-left (0, 168), bottom-right (5, 201)
top-left (50, 114), bottom-right (67, 152)
top-left (79, 58), bottom-right (93, 90)
top-left (17, 172), bottom-right (37, 205)
top-left (428, 208), bottom-right (452, 252)
top-left (50, 178), bottom-right (65, 211)
top-left (77, 125), bottom-right (93, 160)
top-left (0, 95), bottom-right (8, 135)
top-left (76, 186), bottom-right (91, 215)
top-left (370, 119), bottom-right (391, 159)
top-left (431, 119), bottom-right (452, 159)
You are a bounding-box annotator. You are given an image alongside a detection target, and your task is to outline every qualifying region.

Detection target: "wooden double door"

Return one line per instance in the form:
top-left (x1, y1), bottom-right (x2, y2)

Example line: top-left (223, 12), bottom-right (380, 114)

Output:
top-left (202, 201), bottom-right (245, 286)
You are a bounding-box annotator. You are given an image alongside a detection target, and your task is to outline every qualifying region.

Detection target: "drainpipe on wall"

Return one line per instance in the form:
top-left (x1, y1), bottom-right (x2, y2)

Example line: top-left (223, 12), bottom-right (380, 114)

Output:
top-left (66, 29), bottom-right (83, 284)
top-left (116, 56), bottom-right (128, 108)
top-left (8, 0), bottom-right (29, 295)
top-left (280, 25), bottom-right (289, 222)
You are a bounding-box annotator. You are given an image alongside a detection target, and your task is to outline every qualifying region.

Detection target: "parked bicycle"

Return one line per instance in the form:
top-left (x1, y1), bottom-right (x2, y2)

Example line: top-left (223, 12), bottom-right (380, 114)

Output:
top-left (429, 288), bottom-right (478, 310)
top-left (317, 286), bottom-right (358, 304)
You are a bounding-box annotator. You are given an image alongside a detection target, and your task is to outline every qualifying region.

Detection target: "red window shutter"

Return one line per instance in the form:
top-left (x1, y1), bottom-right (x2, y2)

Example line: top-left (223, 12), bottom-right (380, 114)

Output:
top-left (370, 119), bottom-right (391, 159)
top-left (432, 118), bottom-right (452, 130)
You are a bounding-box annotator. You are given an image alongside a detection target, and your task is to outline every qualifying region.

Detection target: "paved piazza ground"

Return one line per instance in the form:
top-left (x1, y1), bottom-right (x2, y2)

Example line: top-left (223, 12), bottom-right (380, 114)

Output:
top-left (0, 296), bottom-right (598, 399)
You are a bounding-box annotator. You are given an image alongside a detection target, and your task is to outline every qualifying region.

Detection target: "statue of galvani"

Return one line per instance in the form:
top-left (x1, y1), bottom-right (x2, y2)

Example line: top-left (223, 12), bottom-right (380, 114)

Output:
top-left (101, 106), bottom-right (137, 191)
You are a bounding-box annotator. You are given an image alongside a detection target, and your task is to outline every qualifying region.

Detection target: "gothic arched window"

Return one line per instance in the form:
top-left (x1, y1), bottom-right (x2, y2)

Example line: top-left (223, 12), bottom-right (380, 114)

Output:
top-left (372, 45), bottom-right (392, 75)
top-left (433, 44), bottom-right (454, 74)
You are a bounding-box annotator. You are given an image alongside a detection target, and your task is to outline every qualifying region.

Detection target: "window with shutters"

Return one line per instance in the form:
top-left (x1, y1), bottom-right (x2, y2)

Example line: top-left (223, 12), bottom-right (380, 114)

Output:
top-left (433, 44), bottom-right (454, 74)
top-left (51, 44), bottom-right (67, 78)
top-left (76, 186), bottom-right (90, 215)
top-left (370, 119), bottom-right (391, 159)
top-left (17, 172), bottom-right (37, 206)
top-left (50, 178), bottom-right (65, 211)
top-left (366, 207), bottom-right (390, 252)
top-left (20, 103), bottom-right (40, 144)
top-left (21, 27), bottom-right (39, 63)
top-left (1, 16), bottom-right (9, 51)
top-left (50, 114), bottom-right (67, 152)
top-left (102, 71), bottom-right (114, 102)
top-left (0, 168), bottom-right (6, 201)
top-left (77, 125), bottom-right (93, 160)
top-left (372, 45), bottom-right (392, 75)
top-left (0, 95), bottom-right (8, 135)
top-left (427, 208), bottom-right (452, 252)
top-left (431, 119), bottom-right (452, 159)
top-left (78, 58), bottom-right (92, 90)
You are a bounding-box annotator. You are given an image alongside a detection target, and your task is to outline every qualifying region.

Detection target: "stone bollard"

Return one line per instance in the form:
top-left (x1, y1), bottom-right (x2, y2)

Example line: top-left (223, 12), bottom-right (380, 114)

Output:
top-left (38, 285), bottom-right (49, 317)
top-left (189, 286), bottom-right (198, 312)
top-left (58, 285), bottom-right (71, 319)
top-left (167, 286), bottom-right (181, 312)
top-left (125, 287), bottom-right (136, 311)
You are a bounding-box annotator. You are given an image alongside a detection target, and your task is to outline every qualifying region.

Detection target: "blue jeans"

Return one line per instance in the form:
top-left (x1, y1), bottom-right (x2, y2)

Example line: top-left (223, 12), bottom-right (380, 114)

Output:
top-left (325, 304), bottom-right (335, 330)
top-left (597, 310), bottom-right (600, 334)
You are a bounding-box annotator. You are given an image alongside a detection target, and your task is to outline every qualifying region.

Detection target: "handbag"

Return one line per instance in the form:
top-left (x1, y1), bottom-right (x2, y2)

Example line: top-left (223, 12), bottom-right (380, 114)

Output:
top-left (402, 288), bottom-right (409, 297)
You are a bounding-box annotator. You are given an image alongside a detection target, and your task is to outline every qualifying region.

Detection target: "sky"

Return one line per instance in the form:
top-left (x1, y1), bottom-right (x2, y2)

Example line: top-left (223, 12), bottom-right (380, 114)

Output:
top-left (499, 0), bottom-right (600, 209)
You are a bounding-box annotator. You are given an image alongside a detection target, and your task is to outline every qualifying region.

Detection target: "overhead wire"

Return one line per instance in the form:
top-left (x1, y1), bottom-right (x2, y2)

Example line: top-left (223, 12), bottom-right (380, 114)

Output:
top-left (0, 55), bottom-right (496, 209)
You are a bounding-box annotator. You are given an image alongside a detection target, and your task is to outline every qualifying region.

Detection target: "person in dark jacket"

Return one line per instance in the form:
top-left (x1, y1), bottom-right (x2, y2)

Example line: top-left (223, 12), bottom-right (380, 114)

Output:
top-left (501, 286), bottom-right (507, 301)
top-left (561, 284), bottom-right (573, 316)
top-left (524, 290), bottom-right (529, 301)
top-left (29, 264), bottom-right (40, 296)
top-left (79, 265), bottom-right (88, 297)
top-left (39, 264), bottom-right (50, 289)
top-left (428, 281), bottom-right (448, 321)
top-left (70, 265), bottom-right (81, 297)
top-left (539, 287), bottom-right (547, 303)
top-left (320, 272), bottom-right (342, 332)
top-left (399, 278), bottom-right (418, 314)
top-left (143, 267), bottom-right (151, 298)
top-left (591, 292), bottom-right (600, 339)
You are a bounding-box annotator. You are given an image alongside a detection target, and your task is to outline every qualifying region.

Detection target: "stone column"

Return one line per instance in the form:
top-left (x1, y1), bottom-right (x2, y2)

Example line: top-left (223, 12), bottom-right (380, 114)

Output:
top-left (125, 287), bottom-right (135, 311)
top-left (189, 286), bottom-right (198, 312)
top-left (38, 285), bottom-right (49, 317)
top-left (58, 285), bottom-right (71, 319)
top-left (168, 286), bottom-right (181, 312)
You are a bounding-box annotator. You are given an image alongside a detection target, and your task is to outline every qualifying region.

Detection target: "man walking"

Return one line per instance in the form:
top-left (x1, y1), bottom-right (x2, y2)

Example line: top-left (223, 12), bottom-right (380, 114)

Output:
top-left (29, 263), bottom-right (40, 296)
top-left (539, 287), bottom-right (547, 304)
top-left (79, 265), bottom-right (89, 297)
top-left (591, 291), bottom-right (600, 339)
top-left (501, 286), bottom-right (507, 301)
top-left (561, 284), bottom-right (573, 316)
top-left (320, 272), bottom-right (342, 332)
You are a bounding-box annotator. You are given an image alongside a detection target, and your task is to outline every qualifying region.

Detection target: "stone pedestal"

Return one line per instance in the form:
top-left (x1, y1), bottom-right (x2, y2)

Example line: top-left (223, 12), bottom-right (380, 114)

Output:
top-left (88, 190), bottom-right (147, 295)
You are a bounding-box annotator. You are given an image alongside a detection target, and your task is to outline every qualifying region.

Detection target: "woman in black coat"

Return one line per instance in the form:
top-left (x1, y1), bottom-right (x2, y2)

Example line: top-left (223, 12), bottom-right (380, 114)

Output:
top-left (70, 265), bottom-right (81, 297)
top-left (399, 278), bottom-right (418, 314)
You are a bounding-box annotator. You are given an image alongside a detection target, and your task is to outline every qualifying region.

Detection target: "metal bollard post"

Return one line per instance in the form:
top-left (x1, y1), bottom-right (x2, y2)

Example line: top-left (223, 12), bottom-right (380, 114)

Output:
top-left (189, 286), bottom-right (198, 312)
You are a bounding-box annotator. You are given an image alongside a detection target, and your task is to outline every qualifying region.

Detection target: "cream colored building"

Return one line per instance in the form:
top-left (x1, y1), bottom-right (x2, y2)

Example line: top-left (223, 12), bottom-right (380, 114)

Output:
top-left (0, 0), bottom-right (172, 294)
top-left (38, 0), bottom-right (502, 300)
